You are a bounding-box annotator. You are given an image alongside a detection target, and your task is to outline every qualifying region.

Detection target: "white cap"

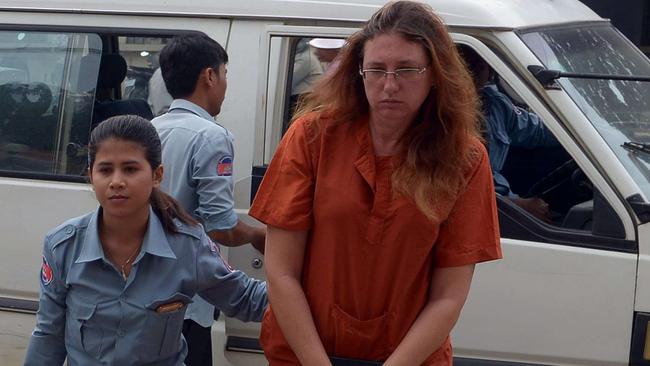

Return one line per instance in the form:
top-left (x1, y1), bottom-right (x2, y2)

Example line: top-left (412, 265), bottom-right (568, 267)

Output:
top-left (308, 38), bottom-right (346, 49)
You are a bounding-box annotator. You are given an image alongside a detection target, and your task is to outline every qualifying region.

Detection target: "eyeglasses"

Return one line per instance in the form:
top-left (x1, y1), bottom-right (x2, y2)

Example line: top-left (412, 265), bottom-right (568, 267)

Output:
top-left (359, 66), bottom-right (427, 82)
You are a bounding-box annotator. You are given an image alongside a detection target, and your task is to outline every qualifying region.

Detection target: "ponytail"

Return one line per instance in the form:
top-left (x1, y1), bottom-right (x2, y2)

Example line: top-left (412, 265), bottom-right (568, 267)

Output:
top-left (150, 188), bottom-right (199, 233)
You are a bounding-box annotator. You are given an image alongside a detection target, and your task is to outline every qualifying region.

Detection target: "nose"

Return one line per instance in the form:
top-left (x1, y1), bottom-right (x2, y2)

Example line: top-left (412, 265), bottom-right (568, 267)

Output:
top-left (109, 174), bottom-right (125, 190)
top-left (382, 73), bottom-right (400, 94)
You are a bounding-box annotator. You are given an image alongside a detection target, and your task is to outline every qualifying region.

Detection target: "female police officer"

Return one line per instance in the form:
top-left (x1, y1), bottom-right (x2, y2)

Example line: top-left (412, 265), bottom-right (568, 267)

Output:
top-left (24, 115), bottom-right (267, 366)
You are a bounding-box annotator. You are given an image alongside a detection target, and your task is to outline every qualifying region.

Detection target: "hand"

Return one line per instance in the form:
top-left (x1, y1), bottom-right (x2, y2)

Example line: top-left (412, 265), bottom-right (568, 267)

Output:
top-left (511, 197), bottom-right (552, 223)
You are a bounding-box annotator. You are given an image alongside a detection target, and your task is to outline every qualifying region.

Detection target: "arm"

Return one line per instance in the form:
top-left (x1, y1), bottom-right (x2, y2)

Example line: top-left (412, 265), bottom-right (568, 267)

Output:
top-left (24, 245), bottom-right (67, 365)
top-left (384, 264), bottom-right (475, 366)
top-left (291, 41), bottom-right (312, 92)
top-left (504, 103), bottom-right (558, 148)
top-left (509, 196), bottom-right (552, 223)
top-left (193, 129), bottom-right (264, 251)
top-left (208, 219), bottom-right (266, 253)
top-left (196, 232), bottom-right (268, 322)
top-left (265, 225), bottom-right (331, 366)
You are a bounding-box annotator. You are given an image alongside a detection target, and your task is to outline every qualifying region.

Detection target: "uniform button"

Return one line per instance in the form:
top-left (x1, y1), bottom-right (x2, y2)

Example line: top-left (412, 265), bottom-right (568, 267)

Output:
top-left (65, 226), bottom-right (73, 234)
top-left (120, 295), bottom-right (126, 301)
top-left (117, 329), bottom-right (124, 337)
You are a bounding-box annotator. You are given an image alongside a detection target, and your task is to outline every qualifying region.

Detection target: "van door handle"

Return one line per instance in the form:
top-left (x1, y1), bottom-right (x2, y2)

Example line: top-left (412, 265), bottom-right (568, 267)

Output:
top-left (251, 258), bottom-right (263, 269)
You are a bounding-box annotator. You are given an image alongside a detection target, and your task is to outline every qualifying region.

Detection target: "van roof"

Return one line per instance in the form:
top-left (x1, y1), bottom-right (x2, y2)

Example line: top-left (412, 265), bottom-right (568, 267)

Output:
top-left (4, 0), bottom-right (604, 29)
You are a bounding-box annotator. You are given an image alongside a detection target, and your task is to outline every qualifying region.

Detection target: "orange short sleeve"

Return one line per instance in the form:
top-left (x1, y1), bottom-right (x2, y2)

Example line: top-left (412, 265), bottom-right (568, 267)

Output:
top-left (434, 142), bottom-right (502, 267)
top-left (249, 117), bottom-right (319, 231)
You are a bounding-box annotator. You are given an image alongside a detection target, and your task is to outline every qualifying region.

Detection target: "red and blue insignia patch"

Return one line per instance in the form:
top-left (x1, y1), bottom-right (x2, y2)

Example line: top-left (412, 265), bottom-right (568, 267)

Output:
top-left (217, 156), bottom-right (233, 176)
top-left (41, 256), bottom-right (53, 286)
top-left (208, 239), bottom-right (234, 272)
top-left (209, 239), bottom-right (220, 254)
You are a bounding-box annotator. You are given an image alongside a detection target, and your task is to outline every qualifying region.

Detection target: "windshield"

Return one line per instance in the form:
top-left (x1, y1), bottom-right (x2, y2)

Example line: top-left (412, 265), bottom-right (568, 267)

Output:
top-left (520, 23), bottom-right (650, 198)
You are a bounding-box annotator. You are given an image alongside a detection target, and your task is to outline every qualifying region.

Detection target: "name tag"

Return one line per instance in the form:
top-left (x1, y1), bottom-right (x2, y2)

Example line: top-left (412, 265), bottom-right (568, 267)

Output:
top-left (156, 301), bottom-right (185, 313)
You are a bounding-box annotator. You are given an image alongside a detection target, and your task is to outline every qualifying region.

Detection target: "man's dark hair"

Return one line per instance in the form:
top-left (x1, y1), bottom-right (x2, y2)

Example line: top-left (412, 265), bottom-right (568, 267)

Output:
top-left (158, 33), bottom-right (228, 99)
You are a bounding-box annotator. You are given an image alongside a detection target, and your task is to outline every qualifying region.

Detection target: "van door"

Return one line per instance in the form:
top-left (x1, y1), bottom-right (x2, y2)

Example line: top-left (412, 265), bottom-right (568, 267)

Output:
top-left (221, 25), bottom-right (358, 358)
top-left (450, 35), bottom-right (638, 365)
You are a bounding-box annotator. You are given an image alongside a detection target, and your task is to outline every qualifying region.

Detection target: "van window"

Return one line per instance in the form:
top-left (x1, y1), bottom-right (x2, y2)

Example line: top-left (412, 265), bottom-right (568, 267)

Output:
top-left (458, 44), bottom-right (630, 248)
top-left (118, 36), bottom-right (171, 116)
top-left (271, 36), bottom-right (345, 136)
top-left (0, 30), bottom-right (173, 180)
top-left (0, 30), bottom-right (102, 176)
top-left (521, 24), bottom-right (650, 201)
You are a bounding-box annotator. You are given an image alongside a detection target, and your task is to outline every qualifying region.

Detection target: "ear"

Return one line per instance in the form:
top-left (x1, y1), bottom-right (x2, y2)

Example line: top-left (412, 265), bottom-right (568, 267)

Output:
top-left (206, 67), bottom-right (219, 86)
top-left (87, 167), bottom-right (93, 185)
top-left (196, 67), bottom-right (212, 88)
top-left (153, 165), bottom-right (163, 189)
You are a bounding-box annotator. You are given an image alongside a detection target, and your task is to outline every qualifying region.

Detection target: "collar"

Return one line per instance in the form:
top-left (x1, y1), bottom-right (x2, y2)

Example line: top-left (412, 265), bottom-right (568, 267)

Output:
top-left (168, 99), bottom-right (215, 122)
top-left (353, 117), bottom-right (377, 190)
top-left (481, 83), bottom-right (500, 95)
top-left (76, 207), bottom-right (177, 264)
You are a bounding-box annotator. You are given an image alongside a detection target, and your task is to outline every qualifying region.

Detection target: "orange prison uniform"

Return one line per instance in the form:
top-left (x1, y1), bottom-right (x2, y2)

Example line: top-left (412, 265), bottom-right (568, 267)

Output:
top-left (249, 115), bottom-right (502, 365)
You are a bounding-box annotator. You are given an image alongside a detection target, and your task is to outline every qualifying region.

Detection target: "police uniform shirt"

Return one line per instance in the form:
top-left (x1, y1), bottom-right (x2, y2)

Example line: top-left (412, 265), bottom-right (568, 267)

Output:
top-left (481, 84), bottom-right (558, 195)
top-left (152, 99), bottom-right (238, 328)
top-left (24, 207), bottom-right (267, 366)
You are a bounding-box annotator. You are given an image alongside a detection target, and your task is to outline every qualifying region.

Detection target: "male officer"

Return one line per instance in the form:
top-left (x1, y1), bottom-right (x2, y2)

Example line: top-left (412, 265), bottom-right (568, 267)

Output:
top-left (152, 33), bottom-right (266, 366)
top-left (459, 45), bottom-right (559, 222)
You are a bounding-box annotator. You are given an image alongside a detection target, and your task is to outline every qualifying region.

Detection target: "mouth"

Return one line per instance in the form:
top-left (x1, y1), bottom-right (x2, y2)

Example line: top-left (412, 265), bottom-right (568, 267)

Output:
top-left (109, 195), bottom-right (128, 201)
top-left (379, 99), bottom-right (403, 105)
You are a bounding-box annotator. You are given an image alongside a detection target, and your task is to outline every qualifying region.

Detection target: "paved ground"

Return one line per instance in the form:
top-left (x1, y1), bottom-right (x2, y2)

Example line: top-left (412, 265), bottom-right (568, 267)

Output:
top-left (0, 311), bottom-right (265, 366)
top-left (0, 310), bottom-right (34, 366)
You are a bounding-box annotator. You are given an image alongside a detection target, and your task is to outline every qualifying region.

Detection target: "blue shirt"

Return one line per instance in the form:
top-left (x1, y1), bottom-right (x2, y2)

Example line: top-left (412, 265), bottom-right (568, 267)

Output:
top-left (152, 99), bottom-right (239, 327)
top-left (482, 84), bottom-right (559, 195)
top-left (24, 207), bottom-right (267, 366)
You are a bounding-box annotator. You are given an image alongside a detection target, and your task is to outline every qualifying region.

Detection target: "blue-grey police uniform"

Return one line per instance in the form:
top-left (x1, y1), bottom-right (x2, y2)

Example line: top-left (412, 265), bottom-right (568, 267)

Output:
top-left (24, 207), bottom-right (267, 366)
top-left (152, 99), bottom-right (238, 328)
top-left (481, 84), bottom-right (559, 195)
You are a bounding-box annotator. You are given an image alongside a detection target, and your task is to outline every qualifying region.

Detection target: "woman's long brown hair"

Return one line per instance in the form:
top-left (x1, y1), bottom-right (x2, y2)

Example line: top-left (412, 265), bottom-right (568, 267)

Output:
top-left (294, 1), bottom-right (482, 221)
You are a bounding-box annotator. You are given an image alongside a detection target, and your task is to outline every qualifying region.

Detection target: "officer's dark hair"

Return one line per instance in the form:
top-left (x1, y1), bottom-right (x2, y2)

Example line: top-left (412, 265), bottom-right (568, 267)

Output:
top-left (159, 33), bottom-right (228, 99)
top-left (88, 115), bottom-right (199, 233)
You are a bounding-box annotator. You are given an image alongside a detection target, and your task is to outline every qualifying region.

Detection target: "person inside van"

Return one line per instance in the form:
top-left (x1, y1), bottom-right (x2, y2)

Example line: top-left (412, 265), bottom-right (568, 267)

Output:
top-left (308, 38), bottom-right (345, 75)
top-left (24, 115), bottom-right (267, 366)
top-left (151, 34), bottom-right (266, 366)
top-left (249, 2), bottom-right (502, 365)
top-left (458, 45), bottom-right (560, 223)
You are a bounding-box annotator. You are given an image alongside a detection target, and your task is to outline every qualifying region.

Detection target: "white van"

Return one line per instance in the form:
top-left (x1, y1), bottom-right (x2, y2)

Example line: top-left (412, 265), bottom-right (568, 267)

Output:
top-left (1, 0), bottom-right (650, 365)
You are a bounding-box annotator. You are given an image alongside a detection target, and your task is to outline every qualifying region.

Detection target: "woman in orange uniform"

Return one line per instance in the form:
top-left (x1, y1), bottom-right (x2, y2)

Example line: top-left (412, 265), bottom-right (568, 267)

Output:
top-left (249, 1), bottom-right (502, 365)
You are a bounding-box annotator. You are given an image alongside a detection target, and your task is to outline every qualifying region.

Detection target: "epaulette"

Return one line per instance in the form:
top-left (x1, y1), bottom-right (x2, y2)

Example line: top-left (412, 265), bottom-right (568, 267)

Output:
top-left (45, 224), bottom-right (76, 250)
top-left (44, 213), bottom-right (91, 250)
top-left (172, 219), bottom-right (203, 240)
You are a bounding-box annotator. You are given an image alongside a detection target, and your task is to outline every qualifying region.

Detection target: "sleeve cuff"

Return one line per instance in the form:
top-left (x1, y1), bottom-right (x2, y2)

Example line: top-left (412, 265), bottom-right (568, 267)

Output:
top-left (435, 246), bottom-right (503, 268)
top-left (202, 210), bottom-right (238, 232)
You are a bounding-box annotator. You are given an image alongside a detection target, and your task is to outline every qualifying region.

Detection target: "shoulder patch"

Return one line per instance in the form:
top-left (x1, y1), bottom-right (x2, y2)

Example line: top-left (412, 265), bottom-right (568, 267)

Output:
top-left (208, 238), bottom-right (234, 272)
top-left (41, 256), bottom-right (53, 286)
top-left (217, 156), bottom-right (233, 176)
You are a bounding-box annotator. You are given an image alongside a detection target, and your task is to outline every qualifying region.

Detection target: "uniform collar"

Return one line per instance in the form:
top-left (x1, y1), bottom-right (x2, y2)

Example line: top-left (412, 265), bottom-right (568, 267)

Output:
top-left (76, 207), bottom-right (177, 264)
top-left (168, 99), bottom-right (214, 122)
top-left (481, 83), bottom-right (499, 95)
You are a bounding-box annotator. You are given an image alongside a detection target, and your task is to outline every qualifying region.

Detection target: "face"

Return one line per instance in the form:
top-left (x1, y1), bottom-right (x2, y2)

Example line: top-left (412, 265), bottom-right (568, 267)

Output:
top-left (361, 33), bottom-right (434, 124)
top-left (209, 63), bottom-right (227, 116)
top-left (89, 138), bottom-right (162, 221)
top-left (314, 48), bottom-right (340, 63)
